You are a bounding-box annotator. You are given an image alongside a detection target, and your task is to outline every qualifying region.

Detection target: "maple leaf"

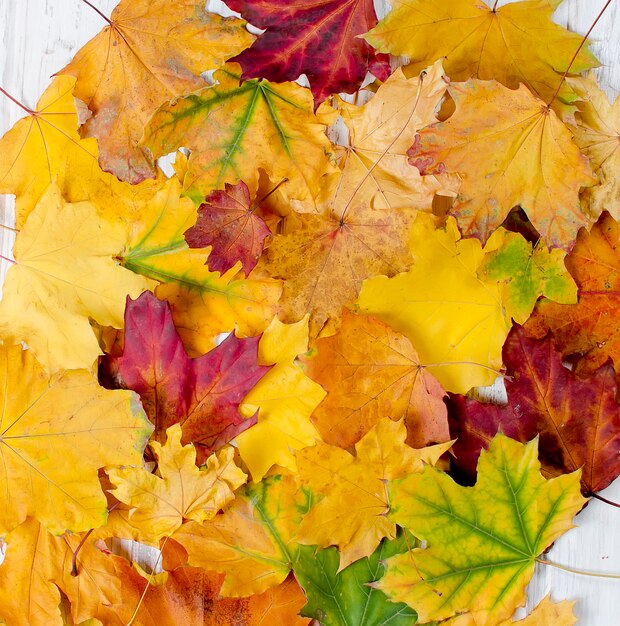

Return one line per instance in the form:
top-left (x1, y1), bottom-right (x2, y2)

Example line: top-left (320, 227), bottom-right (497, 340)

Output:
top-left (0, 518), bottom-right (120, 626)
top-left (107, 424), bottom-right (247, 542)
top-left (60, 0), bottom-right (253, 183)
top-left (0, 75), bottom-right (161, 228)
top-left (525, 211), bottom-right (620, 377)
top-left (0, 345), bottom-right (152, 535)
top-left (96, 547), bottom-right (310, 626)
top-left (173, 473), bottom-right (308, 596)
top-left (226, 0), bottom-right (390, 104)
top-left (142, 64), bottom-right (337, 205)
top-left (446, 596), bottom-right (576, 626)
top-left (478, 229), bottom-right (577, 324)
top-left (318, 61), bottom-right (460, 217)
top-left (567, 75), bottom-right (620, 218)
top-left (100, 291), bottom-right (269, 463)
top-left (408, 80), bottom-right (596, 248)
top-left (293, 532), bottom-right (417, 626)
top-left (118, 175), bottom-right (282, 355)
top-left (300, 308), bottom-right (449, 449)
top-left (296, 418), bottom-right (452, 569)
top-left (364, 0), bottom-right (598, 104)
top-left (358, 213), bottom-right (510, 394)
top-left (184, 180), bottom-right (271, 276)
top-left (0, 183), bottom-right (156, 373)
top-left (377, 434), bottom-right (585, 624)
top-left (253, 202), bottom-right (420, 337)
top-left (448, 324), bottom-right (620, 495)
top-left (236, 316), bottom-right (324, 481)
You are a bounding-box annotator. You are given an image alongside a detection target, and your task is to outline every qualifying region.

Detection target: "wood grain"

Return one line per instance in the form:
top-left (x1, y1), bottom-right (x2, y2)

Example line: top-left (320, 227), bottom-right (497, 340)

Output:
top-left (1, 1), bottom-right (619, 623)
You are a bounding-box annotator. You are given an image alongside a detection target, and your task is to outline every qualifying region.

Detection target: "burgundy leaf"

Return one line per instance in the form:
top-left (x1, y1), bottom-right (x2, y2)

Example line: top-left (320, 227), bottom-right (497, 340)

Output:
top-left (226, 0), bottom-right (391, 104)
top-left (100, 292), bottom-right (270, 463)
top-left (447, 324), bottom-right (620, 495)
top-left (184, 181), bottom-right (270, 276)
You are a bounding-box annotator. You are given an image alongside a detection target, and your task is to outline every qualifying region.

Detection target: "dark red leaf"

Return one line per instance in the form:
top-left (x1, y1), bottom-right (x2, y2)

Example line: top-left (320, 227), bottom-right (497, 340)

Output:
top-left (184, 181), bottom-right (270, 276)
top-left (226, 0), bottom-right (391, 104)
top-left (447, 324), bottom-right (620, 495)
top-left (99, 291), bottom-right (270, 463)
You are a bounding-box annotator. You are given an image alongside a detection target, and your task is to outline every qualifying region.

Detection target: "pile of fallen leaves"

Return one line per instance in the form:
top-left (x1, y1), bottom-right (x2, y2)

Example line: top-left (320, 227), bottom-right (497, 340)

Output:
top-left (0, 0), bottom-right (619, 623)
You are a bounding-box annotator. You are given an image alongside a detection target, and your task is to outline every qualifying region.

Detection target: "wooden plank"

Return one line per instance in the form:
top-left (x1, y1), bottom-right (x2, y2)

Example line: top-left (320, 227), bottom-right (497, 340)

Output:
top-left (1, 1), bottom-right (619, 622)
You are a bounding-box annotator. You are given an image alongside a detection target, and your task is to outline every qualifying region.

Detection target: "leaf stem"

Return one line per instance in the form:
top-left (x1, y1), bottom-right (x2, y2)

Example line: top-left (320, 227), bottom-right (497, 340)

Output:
top-left (590, 492), bottom-right (620, 509)
top-left (70, 528), bottom-right (94, 576)
top-left (0, 224), bottom-right (19, 234)
top-left (80, 0), bottom-right (113, 26)
top-left (126, 536), bottom-right (168, 626)
top-left (252, 177), bottom-right (289, 211)
top-left (546, 0), bottom-right (613, 106)
top-left (491, 1), bottom-right (499, 10)
top-left (0, 86), bottom-right (34, 115)
top-left (0, 254), bottom-right (15, 265)
top-left (537, 557), bottom-right (620, 580)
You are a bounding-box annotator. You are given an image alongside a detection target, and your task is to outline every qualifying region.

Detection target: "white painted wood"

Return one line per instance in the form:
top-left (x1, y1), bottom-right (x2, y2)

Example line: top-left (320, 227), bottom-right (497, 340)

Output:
top-left (1, 1), bottom-right (619, 623)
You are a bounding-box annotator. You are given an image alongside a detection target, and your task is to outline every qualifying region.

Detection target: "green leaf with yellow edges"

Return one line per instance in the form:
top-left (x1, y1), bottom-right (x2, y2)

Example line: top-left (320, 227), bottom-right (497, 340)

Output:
top-left (378, 434), bottom-right (586, 625)
top-left (142, 64), bottom-right (337, 205)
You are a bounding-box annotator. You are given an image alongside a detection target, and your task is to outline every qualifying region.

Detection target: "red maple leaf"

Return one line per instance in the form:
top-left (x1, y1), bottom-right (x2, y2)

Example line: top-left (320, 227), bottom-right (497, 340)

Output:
top-left (99, 292), bottom-right (270, 463)
top-left (226, 0), bottom-right (391, 104)
top-left (447, 324), bottom-right (620, 495)
top-left (184, 181), bottom-right (270, 276)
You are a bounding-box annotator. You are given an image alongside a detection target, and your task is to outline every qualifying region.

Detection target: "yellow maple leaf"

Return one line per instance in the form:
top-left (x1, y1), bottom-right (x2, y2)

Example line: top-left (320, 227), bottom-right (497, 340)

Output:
top-left (567, 74), bottom-right (620, 219)
top-left (0, 345), bottom-right (152, 535)
top-left (0, 184), bottom-right (156, 373)
top-left (446, 595), bottom-right (576, 625)
top-left (173, 473), bottom-right (306, 596)
top-left (316, 60), bottom-right (459, 217)
top-left (364, 0), bottom-right (598, 104)
top-left (296, 418), bottom-right (451, 570)
top-left (358, 212), bottom-right (509, 394)
top-left (0, 518), bottom-right (119, 626)
top-left (408, 80), bottom-right (595, 249)
top-left (0, 75), bottom-right (165, 229)
top-left (107, 424), bottom-right (246, 542)
top-left (236, 316), bottom-right (324, 481)
top-left (60, 0), bottom-right (254, 183)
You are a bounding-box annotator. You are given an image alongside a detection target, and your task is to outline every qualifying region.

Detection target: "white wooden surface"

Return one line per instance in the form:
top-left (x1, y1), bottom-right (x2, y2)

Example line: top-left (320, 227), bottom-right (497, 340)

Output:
top-left (1, 0), bottom-right (620, 623)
